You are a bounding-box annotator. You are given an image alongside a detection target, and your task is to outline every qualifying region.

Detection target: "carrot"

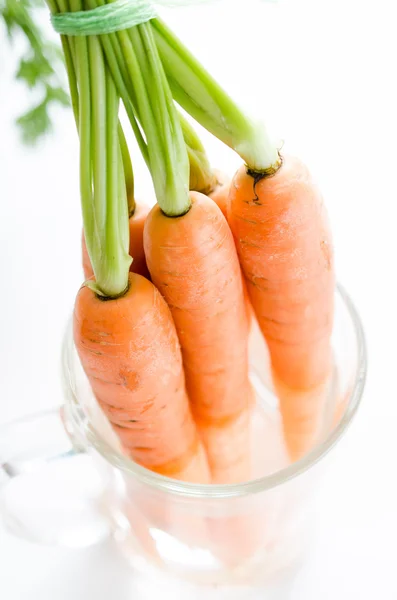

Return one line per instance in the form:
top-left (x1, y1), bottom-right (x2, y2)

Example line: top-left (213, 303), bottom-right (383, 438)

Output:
top-left (178, 121), bottom-right (254, 478)
top-left (152, 22), bottom-right (336, 459)
top-left (144, 192), bottom-right (253, 484)
top-left (82, 203), bottom-right (150, 280)
top-left (206, 170), bottom-right (253, 329)
top-left (183, 125), bottom-right (254, 330)
top-left (77, 20), bottom-right (253, 483)
top-left (126, 203), bottom-right (150, 279)
top-left (209, 170), bottom-right (230, 217)
top-left (74, 273), bottom-right (210, 483)
top-left (182, 121), bottom-right (255, 330)
top-left (116, 488), bottom-right (164, 567)
top-left (48, 17), bottom-right (210, 485)
top-left (228, 155), bottom-right (335, 460)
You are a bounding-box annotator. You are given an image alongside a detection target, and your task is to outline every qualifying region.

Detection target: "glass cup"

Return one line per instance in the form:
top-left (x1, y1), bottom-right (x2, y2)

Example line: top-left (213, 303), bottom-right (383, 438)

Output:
top-left (0, 284), bottom-right (366, 598)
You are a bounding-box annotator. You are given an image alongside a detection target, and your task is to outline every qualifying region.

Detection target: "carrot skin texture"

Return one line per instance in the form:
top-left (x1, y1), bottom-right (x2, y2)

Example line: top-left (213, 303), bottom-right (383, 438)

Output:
top-left (82, 203), bottom-right (150, 280)
top-left (144, 192), bottom-right (252, 484)
top-left (209, 171), bottom-right (253, 327)
top-left (74, 272), bottom-right (210, 483)
top-left (228, 155), bottom-right (335, 460)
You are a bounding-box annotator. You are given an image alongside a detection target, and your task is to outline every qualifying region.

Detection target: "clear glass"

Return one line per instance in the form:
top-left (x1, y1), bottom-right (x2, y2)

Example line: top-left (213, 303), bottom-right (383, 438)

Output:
top-left (0, 285), bottom-right (366, 597)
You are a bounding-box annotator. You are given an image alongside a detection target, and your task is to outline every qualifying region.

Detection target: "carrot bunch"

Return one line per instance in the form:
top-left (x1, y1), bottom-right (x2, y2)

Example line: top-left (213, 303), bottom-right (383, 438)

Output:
top-left (47, 0), bottom-right (335, 490)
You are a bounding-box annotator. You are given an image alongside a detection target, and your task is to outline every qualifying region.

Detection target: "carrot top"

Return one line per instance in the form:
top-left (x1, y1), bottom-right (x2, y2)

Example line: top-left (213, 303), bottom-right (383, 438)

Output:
top-left (152, 18), bottom-right (281, 174)
top-left (79, 2), bottom-right (191, 216)
top-left (77, 32), bottom-right (131, 297)
top-left (48, 0), bottom-right (132, 298)
top-left (51, 1), bottom-right (236, 212)
top-left (49, 0), bottom-right (284, 251)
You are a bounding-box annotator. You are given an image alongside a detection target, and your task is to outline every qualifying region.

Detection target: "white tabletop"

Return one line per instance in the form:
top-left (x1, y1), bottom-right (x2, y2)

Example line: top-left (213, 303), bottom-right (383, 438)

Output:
top-left (1, 0), bottom-right (397, 597)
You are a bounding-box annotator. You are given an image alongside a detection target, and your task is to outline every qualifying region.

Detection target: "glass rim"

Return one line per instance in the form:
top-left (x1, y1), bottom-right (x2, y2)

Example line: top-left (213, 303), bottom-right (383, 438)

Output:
top-left (61, 282), bottom-right (367, 500)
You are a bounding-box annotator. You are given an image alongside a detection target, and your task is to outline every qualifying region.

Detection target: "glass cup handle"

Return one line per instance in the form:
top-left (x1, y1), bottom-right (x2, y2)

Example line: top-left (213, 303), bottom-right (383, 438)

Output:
top-left (0, 406), bottom-right (112, 547)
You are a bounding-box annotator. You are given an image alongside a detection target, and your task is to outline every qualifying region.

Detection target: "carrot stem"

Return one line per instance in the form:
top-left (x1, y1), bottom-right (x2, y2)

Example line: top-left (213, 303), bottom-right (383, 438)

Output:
top-left (52, 2), bottom-right (136, 217)
top-left (84, 0), bottom-right (149, 166)
top-left (81, 1), bottom-right (213, 200)
top-left (151, 18), bottom-right (280, 173)
top-left (61, 38), bottom-right (79, 121)
top-left (71, 7), bottom-right (94, 276)
top-left (61, 0), bottom-right (130, 298)
top-left (103, 71), bottom-right (130, 296)
top-left (88, 35), bottom-right (107, 239)
top-left (78, 0), bottom-right (190, 215)
top-left (117, 122), bottom-right (135, 214)
top-left (135, 22), bottom-right (189, 216)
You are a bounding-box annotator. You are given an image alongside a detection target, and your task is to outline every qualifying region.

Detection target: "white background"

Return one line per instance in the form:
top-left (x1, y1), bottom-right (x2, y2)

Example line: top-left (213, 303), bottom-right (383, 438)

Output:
top-left (1, 0), bottom-right (397, 597)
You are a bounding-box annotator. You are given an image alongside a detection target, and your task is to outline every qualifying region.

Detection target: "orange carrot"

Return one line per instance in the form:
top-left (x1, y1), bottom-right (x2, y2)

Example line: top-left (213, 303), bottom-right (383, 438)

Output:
top-left (82, 203), bottom-right (150, 280)
top-left (208, 170), bottom-right (230, 217)
top-left (126, 203), bottom-right (150, 280)
top-left (144, 192), bottom-right (253, 484)
top-left (228, 155), bottom-right (335, 461)
top-left (74, 272), bottom-right (210, 483)
top-left (206, 170), bottom-right (253, 328)
top-left (56, 9), bottom-right (208, 489)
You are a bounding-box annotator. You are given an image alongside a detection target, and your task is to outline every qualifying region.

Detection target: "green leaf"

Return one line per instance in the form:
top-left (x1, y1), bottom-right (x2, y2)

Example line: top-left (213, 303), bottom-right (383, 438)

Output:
top-left (16, 54), bottom-right (54, 88)
top-left (1, 8), bottom-right (19, 38)
top-left (16, 99), bottom-right (52, 144)
top-left (1, 0), bottom-right (71, 143)
top-left (46, 85), bottom-right (71, 107)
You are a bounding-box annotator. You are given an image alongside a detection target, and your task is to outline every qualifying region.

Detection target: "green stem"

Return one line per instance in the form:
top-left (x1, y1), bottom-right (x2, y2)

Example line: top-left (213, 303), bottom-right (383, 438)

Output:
top-left (101, 33), bottom-right (149, 166)
top-left (124, 23), bottom-right (190, 216)
top-left (84, 0), bottom-right (149, 166)
top-left (45, 0), bottom-right (58, 16)
top-left (117, 30), bottom-right (157, 145)
top-left (87, 36), bottom-right (130, 297)
top-left (117, 144), bottom-right (129, 251)
top-left (88, 35), bottom-right (107, 237)
top-left (151, 18), bottom-right (280, 173)
top-left (81, 0), bottom-right (214, 195)
top-left (52, 0), bottom-right (136, 221)
top-left (65, 0), bottom-right (130, 297)
top-left (118, 122), bottom-right (135, 215)
top-left (100, 72), bottom-right (130, 297)
top-left (61, 37), bottom-right (79, 122)
top-left (71, 13), bottom-right (96, 281)
top-left (142, 23), bottom-right (189, 206)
